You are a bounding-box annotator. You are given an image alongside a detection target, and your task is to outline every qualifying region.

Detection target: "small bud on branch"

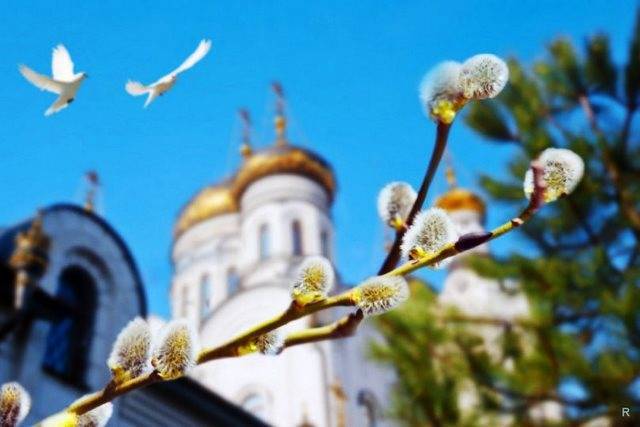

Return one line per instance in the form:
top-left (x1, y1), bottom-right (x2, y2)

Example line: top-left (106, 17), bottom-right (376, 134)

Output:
top-left (108, 317), bottom-right (152, 383)
top-left (0, 382), bottom-right (30, 427)
top-left (377, 182), bottom-right (417, 230)
top-left (352, 276), bottom-right (410, 316)
top-left (152, 320), bottom-right (198, 380)
top-left (290, 256), bottom-right (335, 304)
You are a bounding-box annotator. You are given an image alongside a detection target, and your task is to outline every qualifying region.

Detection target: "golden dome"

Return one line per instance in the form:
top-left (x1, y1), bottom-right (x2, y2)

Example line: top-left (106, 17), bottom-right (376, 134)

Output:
top-left (175, 85), bottom-right (336, 239)
top-left (174, 182), bottom-right (238, 237)
top-left (434, 187), bottom-right (486, 218)
top-left (233, 145), bottom-right (336, 201)
top-left (174, 146), bottom-right (335, 238)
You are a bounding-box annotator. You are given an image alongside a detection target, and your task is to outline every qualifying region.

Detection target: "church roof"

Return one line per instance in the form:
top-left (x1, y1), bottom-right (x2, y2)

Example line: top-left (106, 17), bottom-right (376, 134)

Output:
top-left (174, 85), bottom-right (336, 239)
top-left (0, 204), bottom-right (147, 316)
top-left (433, 158), bottom-right (486, 220)
top-left (434, 187), bottom-right (486, 218)
top-left (174, 144), bottom-right (336, 238)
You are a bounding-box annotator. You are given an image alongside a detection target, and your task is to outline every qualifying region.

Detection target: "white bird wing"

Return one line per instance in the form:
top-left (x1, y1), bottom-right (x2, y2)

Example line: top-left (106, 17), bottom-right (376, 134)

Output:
top-left (125, 80), bottom-right (149, 96)
top-left (168, 39), bottom-right (212, 77)
top-left (51, 44), bottom-right (75, 81)
top-left (19, 65), bottom-right (63, 94)
top-left (45, 95), bottom-right (71, 116)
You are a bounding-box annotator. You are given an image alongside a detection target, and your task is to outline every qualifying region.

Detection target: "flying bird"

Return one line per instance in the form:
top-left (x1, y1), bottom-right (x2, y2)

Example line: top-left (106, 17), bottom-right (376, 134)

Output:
top-left (125, 39), bottom-right (212, 108)
top-left (19, 44), bottom-right (88, 116)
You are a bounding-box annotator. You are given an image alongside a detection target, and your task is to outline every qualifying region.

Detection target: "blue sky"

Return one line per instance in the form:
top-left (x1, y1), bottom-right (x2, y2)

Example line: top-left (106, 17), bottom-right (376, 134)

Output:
top-left (0, 0), bottom-right (635, 316)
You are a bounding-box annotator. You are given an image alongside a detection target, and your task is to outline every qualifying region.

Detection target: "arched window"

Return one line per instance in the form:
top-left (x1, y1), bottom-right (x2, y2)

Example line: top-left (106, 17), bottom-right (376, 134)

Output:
top-left (227, 268), bottom-right (240, 296)
top-left (320, 229), bottom-right (330, 258)
top-left (357, 389), bottom-right (380, 427)
top-left (292, 220), bottom-right (303, 256)
top-left (42, 266), bottom-right (97, 387)
top-left (200, 274), bottom-right (211, 318)
top-left (241, 392), bottom-right (268, 420)
top-left (259, 224), bottom-right (270, 260)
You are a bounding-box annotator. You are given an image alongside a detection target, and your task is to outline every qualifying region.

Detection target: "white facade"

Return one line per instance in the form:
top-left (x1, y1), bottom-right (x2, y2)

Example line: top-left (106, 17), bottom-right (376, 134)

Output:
top-left (172, 167), bottom-right (393, 427)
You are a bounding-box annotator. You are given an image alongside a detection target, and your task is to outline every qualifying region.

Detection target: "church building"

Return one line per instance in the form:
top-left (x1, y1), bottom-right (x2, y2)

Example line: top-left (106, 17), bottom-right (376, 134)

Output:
top-left (171, 85), bottom-right (395, 427)
top-left (0, 205), bottom-right (266, 425)
top-left (0, 83), bottom-right (537, 427)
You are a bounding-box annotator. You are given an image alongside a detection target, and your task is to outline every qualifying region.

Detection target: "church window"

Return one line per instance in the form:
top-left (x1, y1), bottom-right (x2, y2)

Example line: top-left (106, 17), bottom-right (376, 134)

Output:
top-left (228, 268), bottom-right (240, 296)
top-left (200, 274), bottom-right (211, 318)
top-left (259, 224), bottom-right (271, 260)
top-left (320, 229), bottom-right (330, 258)
top-left (292, 220), bottom-right (303, 256)
top-left (42, 266), bottom-right (97, 387)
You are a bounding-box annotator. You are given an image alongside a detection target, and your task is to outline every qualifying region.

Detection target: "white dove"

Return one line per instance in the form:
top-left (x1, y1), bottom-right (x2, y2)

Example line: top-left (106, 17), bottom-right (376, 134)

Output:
top-left (19, 44), bottom-right (88, 116)
top-left (125, 39), bottom-right (212, 108)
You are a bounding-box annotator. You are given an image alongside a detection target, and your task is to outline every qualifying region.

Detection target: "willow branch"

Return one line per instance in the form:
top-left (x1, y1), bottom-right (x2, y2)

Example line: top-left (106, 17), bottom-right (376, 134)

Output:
top-left (282, 311), bottom-right (364, 349)
top-left (44, 135), bottom-right (551, 422)
top-left (197, 292), bottom-right (356, 363)
top-left (67, 371), bottom-right (162, 415)
top-left (385, 161), bottom-right (546, 278)
top-left (378, 121), bottom-right (452, 274)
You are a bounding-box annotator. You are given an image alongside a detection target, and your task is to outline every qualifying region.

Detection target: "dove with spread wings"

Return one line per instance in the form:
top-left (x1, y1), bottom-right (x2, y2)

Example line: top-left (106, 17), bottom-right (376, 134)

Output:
top-left (125, 39), bottom-right (212, 108)
top-left (19, 44), bottom-right (88, 116)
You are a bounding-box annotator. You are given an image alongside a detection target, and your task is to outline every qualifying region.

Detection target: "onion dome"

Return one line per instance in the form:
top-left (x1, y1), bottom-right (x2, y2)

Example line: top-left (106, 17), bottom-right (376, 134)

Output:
top-left (434, 188), bottom-right (486, 217)
top-left (173, 83), bottom-right (336, 239)
top-left (233, 82), bottom-right (335, 200)
top-left (433, 157), bottom-right (486, 219)
top-left (233, 144), bottom-right (336, 201)
top-left (174, 181), bottom-right (238, 237)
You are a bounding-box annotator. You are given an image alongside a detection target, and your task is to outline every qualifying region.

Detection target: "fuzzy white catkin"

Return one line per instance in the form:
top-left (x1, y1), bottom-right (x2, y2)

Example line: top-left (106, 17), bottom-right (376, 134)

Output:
top-left (459, 54), bottom-right (509, 100)
top-left (354, 276), bottom-right (410, 316)
top-left (290, 256), bottom-right (335, 301)
top-left (400, 208), bottom-right (458, 263)
top-left (77, 402), bottom-right (113, 427)
top-left (152, 320), bottom-right (198, 379)
top-left (108, 317), bottom-right (152, 379)
top-left (377, 182), bottom-right (417, 226)
top-left (524, 148), bottom-right (585, 202)
top-left (254, 330), bottom-right (284, 356)
top-left (0, 382), bottom-right (31, 427)
top-left (419, 61), bottom-right (463, 112)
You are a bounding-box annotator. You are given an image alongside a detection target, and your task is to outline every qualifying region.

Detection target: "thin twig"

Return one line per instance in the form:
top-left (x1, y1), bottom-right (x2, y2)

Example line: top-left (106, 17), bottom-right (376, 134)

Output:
top-left (378, 121), bottom-right (452, 274)
top-left (384, 161), bottom-right (546, 278)
top-left (197, 293), bottom-right (355, 363)
top-left (40, 123), bottom-right (554, 422)
top-left (282, 311), bottom-right (364, 349)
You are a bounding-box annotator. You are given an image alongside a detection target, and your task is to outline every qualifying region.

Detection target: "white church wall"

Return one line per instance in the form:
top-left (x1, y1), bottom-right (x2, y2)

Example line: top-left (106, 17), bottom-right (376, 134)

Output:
top-left (197, 285), bottom-right (332, 426)
top-left (238, 175), bottom-right (333, 289)
top-left (171, 213), bottom-right (241, 324)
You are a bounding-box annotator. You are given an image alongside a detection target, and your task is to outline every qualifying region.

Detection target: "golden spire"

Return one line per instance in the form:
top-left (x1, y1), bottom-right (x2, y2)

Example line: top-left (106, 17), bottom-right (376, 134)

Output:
top-left (445, 150), bottom-right (458, 189)
top-left (272, 81), bottom-right (287, 146)
top-left (239, 108), bottom-right (253, 158)
top-left (330, 380), bottom-right (347, 427)
top-left (9, 209), bottom-right (51, 309)
top-left (435, 151), bottom-right (487, 220)
top-left (84, 171), bottom-right (100, 213)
